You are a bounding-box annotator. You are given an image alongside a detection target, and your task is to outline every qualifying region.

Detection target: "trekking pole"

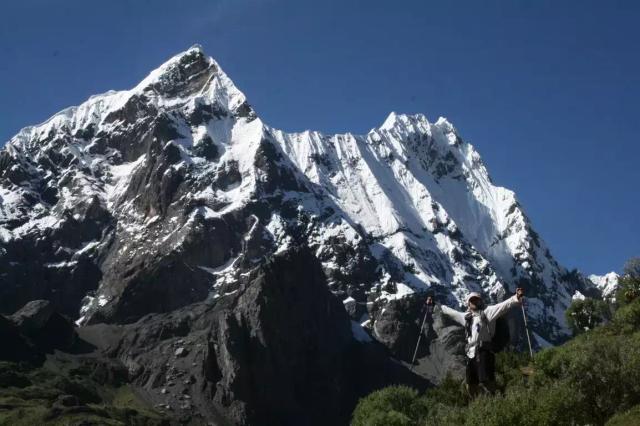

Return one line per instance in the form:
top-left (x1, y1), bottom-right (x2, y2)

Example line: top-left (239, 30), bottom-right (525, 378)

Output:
top-left (410, 305), bottom-right (432, 370)
top-left (520, 299), bottom-right (534, 359)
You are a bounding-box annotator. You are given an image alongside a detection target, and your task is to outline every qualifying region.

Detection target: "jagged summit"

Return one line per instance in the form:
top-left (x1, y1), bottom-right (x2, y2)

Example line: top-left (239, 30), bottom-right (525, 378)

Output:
top-left (378, 112), bottom-right (451, 134)
top-left (588, 272), bottom-right (619, 299)
top-left (8, 47), bottom-right (252, 153)
top-left (0, 47), bottom-right (600, 347)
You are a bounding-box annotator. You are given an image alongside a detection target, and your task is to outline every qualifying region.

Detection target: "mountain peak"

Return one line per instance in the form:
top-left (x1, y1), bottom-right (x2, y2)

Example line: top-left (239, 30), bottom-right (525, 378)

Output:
top-left (131, 46), bottom-right (251, 118)
top-left (0, 46), bottom-right (602, 354)
top-left (588, 272), bottom-right (619, 298)
top-left (434, 116), bottom-right (454, 131)
top-left (378, 112), bottom-right (429, 132)
top-left (135, 46), bottom-right (212, 93)
top-left (7, 47), bottom-right (252, 151)
top-left (379, 111), bottom-right (399, 130)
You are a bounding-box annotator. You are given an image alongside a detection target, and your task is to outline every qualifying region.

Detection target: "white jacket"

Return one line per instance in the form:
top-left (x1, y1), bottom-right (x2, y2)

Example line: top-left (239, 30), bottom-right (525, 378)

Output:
top-left (440, 295), bottom-right (520, 359)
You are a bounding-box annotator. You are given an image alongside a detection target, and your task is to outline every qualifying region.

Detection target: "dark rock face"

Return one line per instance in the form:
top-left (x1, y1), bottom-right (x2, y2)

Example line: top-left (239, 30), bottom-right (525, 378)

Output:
top-left (148, 48), bottom-right (216, 99)
top-left (0, 183), bottom-right (110, 317)
top-left (411, 308), bottom-right (468, 383)
top-left (82, 248), bottom-right (426, 425)
top-left (94, 256), bottom-right (215, 324)
top-left (0, 300), bottom-right (79, 364)
top-left (205, 247), bottom-right (355, 425)
top-left (10, 299), bottom-right (55, 332)
top-left (372, 295), bottom-right (467, 383)
top-left (9, 299), bottom-right (77, 353)
top-left (0, 314), bottom-right (42, 364)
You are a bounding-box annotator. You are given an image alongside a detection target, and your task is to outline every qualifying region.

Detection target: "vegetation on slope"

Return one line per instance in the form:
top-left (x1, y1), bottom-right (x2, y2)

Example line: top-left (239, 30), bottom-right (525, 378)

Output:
top-left (352, 263), bottom-right (640, 426)
top-left (0, 356), bottom-right (166, 426)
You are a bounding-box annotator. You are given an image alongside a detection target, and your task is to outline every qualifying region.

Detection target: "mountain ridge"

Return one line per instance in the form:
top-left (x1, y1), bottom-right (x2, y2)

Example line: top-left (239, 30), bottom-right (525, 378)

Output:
top-left (0, 46), bottom-right (602, 347)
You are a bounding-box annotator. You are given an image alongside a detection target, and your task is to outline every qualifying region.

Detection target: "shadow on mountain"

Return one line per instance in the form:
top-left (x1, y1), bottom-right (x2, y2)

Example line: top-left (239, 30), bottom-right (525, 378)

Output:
top-left (1, 246), bottom-right (429, 425)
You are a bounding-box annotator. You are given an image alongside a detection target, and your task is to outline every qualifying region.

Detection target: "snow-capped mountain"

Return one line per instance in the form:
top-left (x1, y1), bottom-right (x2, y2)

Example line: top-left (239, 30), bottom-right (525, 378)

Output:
top-left (0, 46), bottom-right (597, 345)
top-left (589, 272), bottom-right (619, 299)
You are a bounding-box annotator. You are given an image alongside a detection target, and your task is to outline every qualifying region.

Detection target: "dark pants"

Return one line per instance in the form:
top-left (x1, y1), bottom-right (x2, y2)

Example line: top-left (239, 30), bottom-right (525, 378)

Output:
top-left (466, 347), bottom-right (495, 385)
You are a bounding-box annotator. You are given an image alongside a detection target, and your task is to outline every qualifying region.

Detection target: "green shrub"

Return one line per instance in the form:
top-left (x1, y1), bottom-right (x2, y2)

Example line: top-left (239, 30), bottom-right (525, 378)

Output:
top-left (612, 299), bottom-right (640, 333)
top-left (420, 381), bottom-right (589, 426)
top-left (606, 404), bottom-right (640, 426)
top-left (532, 331), bottom-right (640, 423)
top-left (353, 265), bottom-right (640, 426)
top-left (565, 297), bottom-right (610, 334)
top-left (354, 332), bottom-right (640, 425)
top-left (351, 385), bottom-right (428, 426)
top-left (458, 382), bottom-right (587, 426)
top-left (423, 373), bottom-right (467, 408)
top-left (615, 275), bottom-right (640, 307)
top-left (494, 350), bottom-right (531, 390)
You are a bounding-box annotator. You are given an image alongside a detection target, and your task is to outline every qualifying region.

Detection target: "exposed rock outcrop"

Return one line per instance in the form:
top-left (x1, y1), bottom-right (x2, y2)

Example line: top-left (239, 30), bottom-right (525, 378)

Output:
top-left (0, 299), bottom-right (78, 364)
top-left (77, 247), bottom-right (427, 425)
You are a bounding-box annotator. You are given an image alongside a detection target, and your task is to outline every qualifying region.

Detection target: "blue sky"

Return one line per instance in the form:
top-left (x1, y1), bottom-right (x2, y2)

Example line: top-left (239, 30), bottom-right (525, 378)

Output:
top-left (1, 0), bottom-right (638, 274)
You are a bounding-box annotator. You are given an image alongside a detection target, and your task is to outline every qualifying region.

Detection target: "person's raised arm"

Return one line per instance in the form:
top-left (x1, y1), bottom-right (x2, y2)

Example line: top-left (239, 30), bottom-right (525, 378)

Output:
top-left (485, 288), bottom-right (524, 322)
top-left (439, 303), bottom-right (466, 326)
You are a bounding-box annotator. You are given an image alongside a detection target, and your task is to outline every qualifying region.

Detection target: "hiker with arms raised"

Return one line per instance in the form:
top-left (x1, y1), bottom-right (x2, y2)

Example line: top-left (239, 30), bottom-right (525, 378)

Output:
top-left (426, 288), bottom-right (525, 396)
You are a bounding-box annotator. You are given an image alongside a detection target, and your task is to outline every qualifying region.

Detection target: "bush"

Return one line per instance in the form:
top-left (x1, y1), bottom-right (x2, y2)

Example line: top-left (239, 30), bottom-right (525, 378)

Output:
top-left (494, 350), bottom-right (531, 390)
top-left (612, 299), bottom-right (640, 333)
top-left (424, 373), bottom-right (467, 407)
top-left (456, 381), bottom-right (588, 426)
top-left (416, 381), bottom-right (589, 426)
top-left (353, 334), bottom-right (640, 425)
top-left (565, 298), bottom-right (610, 334)
top-left (616, 275), bottom-right (640, 307)
top-left (542, 334), bottom-right (640, 422)
top-left (352, 269), bottom-right (640, 426)
top-left (351, 385), bottom-right (428, 426)
top-left (606, 404), bottom-right (640, 426)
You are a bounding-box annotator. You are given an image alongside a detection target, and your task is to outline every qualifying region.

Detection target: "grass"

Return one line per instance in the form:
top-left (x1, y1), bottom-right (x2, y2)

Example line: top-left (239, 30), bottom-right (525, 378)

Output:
top-left (0, 359), bottom-right (166, 426)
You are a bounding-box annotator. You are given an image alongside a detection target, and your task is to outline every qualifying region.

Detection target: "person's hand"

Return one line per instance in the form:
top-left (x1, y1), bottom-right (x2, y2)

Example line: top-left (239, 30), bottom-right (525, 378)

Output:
top-left (516, 287), bottom-right (525, 302)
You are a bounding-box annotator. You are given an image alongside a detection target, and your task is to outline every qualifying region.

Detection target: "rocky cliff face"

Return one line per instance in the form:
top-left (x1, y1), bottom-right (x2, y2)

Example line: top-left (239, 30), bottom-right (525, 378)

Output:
top-left (0, 299), bottom-right (77, 364)
top-left (0, 46), bottom-right (598, 349)
top-left (77, 247), bottom-right (424, 425)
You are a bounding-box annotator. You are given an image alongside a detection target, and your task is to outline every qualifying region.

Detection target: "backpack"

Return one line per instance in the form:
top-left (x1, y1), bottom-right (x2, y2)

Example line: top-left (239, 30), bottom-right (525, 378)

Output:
top-left (491, 316), bottom-right (511, 352)
top-left (464, 312), bottom-right (511, 353)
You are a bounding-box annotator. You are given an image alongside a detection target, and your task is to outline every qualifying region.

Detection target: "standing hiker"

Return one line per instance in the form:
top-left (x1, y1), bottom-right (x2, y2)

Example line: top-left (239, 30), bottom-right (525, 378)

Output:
top-left (411, 296), bottom-right (436, 364)
top-left (421, 296), bottom-right (435, 328)
top-left (426, 288), bottom-right (525, 396)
